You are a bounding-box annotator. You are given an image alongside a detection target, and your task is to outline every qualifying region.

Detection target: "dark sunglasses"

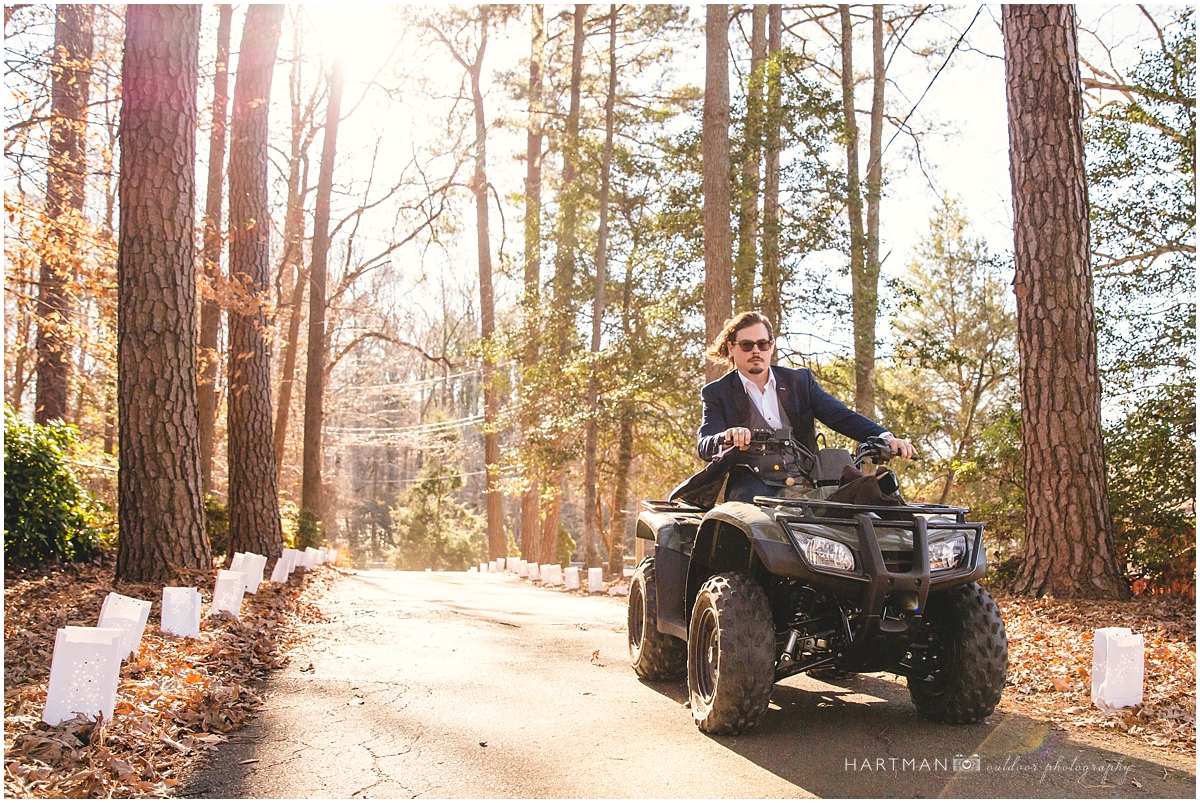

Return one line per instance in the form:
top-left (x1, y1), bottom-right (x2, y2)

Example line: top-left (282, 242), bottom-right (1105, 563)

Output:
top-left (731, 338), bottom-right (774, 352)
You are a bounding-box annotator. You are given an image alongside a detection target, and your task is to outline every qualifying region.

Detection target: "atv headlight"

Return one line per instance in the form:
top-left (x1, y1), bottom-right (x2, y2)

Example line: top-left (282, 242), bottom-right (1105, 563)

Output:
top-left (929, 535), bottom-right (967, 571)
top-left (790, 528), bottom-right (855, 572)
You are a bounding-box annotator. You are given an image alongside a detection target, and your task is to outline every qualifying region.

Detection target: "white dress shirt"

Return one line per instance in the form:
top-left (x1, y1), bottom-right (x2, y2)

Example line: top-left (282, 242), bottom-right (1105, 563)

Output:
top-left (713, 366), bottom-right (892, 461)
top-left (739, 368), bottom-right (783, 429)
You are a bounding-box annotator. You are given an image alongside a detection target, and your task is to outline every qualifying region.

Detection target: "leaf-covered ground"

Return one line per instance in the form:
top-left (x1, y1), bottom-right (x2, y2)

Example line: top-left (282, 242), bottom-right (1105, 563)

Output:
top-left (991, 590), bottom-right (1195, 757)
top-left (3, 552), bottom-right (337, 798)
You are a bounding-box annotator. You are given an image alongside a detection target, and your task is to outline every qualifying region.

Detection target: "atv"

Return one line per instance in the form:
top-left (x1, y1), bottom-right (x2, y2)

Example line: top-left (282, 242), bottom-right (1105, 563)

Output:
top-left (627, 431), bottom-right (1008, 734)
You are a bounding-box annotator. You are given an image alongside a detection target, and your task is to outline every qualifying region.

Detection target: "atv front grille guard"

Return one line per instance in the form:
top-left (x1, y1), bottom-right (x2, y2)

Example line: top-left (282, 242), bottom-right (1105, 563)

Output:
top-left (760, 496), bottom-right (985, 648)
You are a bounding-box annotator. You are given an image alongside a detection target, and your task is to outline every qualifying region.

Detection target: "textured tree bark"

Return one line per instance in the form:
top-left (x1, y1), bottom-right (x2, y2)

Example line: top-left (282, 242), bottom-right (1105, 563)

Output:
top-left (198, 3), bottom-right (231, 495)
top-left (733, 4), bottom-right (767, 314)
top-left (227, 3), bottom-right (285, 560)
top-left (584, 5), bottom-right (618, 572)
top-left (300, 55), bottom-right (344, 549)
top-left (1002, 4), bottom-right (1129, 600)
top-left (35, 3), bottom-right (93, 425)
top-left (840, 4), bottom-right (871, 416)
top-left (703, 4), bottom-right (733, 383)
top-left (115, 3), bottom-right (211, 582)
top-left (521, 4), bottom-right (546, 566)
top-left (760, 4), bottom-right (782, 340)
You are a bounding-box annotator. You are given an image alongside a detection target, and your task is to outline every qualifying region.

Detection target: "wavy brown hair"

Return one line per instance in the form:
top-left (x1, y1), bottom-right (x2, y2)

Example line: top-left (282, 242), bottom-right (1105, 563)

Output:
top-left (705, 311), bottom-right (774, 369)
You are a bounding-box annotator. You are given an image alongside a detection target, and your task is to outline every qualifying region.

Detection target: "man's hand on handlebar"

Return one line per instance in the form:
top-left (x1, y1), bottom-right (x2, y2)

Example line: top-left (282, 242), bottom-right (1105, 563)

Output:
top-left (721, 427), bottom-right (752, 450)
top-left (885, 435), bottom-right (915, 460)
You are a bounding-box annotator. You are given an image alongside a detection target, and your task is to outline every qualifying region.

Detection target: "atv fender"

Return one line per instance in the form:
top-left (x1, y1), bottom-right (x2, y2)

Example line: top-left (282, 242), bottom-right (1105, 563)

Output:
top-left (683, 502), bottom-right (805, 627)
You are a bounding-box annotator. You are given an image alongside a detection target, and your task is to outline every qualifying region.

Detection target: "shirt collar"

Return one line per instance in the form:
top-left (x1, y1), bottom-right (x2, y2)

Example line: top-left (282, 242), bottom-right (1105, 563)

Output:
top-left (738, 366), bottom-right (775, 395)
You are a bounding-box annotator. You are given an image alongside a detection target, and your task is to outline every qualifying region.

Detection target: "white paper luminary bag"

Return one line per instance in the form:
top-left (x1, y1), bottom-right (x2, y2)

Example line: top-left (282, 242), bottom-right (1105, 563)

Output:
top-left (243, 553), bottom-right (268, 594)
top-left (161, 587), bottom-right (201, 638)
top-left (43, 626), bottom-right (124, 725)
top-left (97, 592), bottom-right (152, 659)
top-left (211, 570), bottom-right (247, 618)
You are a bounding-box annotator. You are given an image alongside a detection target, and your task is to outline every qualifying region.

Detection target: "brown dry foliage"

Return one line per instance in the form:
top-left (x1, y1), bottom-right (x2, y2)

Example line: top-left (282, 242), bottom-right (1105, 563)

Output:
top-left (4, 550), bottom-right (337, 798)
top-left (992, 590), bottom-right (1195, 756)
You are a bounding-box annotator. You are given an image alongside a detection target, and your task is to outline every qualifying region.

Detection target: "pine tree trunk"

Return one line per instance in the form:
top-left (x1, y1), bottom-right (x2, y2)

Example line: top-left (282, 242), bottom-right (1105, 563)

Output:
top-left (35, 3), bottom-right (93, 425)
top-left (856, 4), bottom-right (885, 418)
top-left (227, 3), bottom-right (284, 560)
top-left (1002, 4), bottom-right (1128, 600)
top-left (300, 55), bottom-right (345, 549)
top-left (607, 405), bottom-right (634, 577)
top-left (198, 3), bottom-right (231, 495)
top-left (760, 4), bottom-right (783, 337)
top-left (462, 8), bottom-right (505, 562)
top-left (520, 4), bottom-right (546, 566)
top-left (840, 4), bottom-right (871, 416)
top-left (733, 4), bottom-right (767, 314)
top-left (703, 4), bottom-right (733, 383)
top-left (584, 5), bottom-right (618, 572)
top-left (115, 3), bottom-right (210, 582)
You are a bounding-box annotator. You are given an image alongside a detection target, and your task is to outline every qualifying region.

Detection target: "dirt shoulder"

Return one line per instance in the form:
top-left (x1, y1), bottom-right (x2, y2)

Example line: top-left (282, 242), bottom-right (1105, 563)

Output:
top-left (988, 589), bottom-right (1194, 759)
top-left (3, 552), bottom-right (338, 798)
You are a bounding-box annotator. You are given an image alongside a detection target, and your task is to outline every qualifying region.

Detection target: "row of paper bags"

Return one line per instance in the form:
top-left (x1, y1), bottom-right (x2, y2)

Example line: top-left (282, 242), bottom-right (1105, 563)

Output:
top-left (42, 545), bottom-right (337, 726)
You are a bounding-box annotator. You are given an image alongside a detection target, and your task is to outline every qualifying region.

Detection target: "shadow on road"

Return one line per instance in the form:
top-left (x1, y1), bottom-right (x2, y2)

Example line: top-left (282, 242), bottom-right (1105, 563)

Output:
top-left (642, 672), bottom-right (1195, 799)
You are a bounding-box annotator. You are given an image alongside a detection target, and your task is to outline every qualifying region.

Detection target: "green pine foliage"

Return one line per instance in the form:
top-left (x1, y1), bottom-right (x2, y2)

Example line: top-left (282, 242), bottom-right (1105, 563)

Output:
top-left (387, 438), bottom-right (486, 572)
top-left (3, 405), bottom-right (104, 567)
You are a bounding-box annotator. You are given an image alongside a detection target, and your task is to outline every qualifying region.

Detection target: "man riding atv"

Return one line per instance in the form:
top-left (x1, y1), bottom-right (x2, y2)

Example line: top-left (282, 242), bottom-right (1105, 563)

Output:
top-left (697, 311), bottom-right (913, 502)
top-left (627, 312), bottom-right (1007, 735)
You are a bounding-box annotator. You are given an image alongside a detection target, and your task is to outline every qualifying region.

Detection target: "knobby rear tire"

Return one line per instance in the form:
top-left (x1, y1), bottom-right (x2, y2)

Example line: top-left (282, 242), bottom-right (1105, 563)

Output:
top-left (628, 558), bottom-right (686, 680)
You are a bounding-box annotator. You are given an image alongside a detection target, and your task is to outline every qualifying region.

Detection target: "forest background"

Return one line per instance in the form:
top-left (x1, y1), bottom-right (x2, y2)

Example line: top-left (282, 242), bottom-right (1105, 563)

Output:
top-left (4, 4), bottom-right (1194, 594)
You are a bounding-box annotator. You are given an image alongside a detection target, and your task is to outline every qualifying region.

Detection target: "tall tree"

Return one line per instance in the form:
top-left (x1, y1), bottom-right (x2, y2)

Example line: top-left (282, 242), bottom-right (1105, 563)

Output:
top-left (521, 4), bottom-right (546, 566)
top-left (859, 4), bottom-right (886, 415)
top-left (115, 3), bottom-right (210, 581)
top-left (583, 4), bottom-right (618, 572)
top-left (540, 3), bottom-right (589, 566)
top-left (300, 55), bottom-right (345, 548)
top-left (197, 3), bottom-right (232, 495)
top-left (274, 13), bottom-right (324, 478)
top-left (733, 4), bottom-right (767, 314)
top-left (838, 4), bottom-right (870, 415)
top-left (227, 3), bottom-right (285, 560)
top-left (703, 3), bottom-right (732, 383)
top-left (34, 4), bottom-right (93, 425)
top-left (760, 4), bottom-right (783, 333)
top-left (1002, 4), bottom-right (1128, 600)
top-left (431, 6), bottom-right (504, 560)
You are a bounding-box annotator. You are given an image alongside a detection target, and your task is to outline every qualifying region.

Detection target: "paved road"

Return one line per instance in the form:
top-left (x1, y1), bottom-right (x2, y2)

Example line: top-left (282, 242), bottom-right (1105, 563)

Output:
top-left (183, 570), bottom-right (1194, 799)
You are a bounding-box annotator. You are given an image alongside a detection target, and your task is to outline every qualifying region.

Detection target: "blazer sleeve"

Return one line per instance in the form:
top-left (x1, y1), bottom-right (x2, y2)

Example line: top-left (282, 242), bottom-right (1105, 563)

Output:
top-left (805, 372), bottom-right (887, 443)
top-left (697, 382), bottom-right (730, 462)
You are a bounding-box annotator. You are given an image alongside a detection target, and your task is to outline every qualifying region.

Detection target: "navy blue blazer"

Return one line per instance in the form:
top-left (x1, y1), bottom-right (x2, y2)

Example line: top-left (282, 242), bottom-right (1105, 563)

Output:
top-left (697, 366), bottom-right (886, 461)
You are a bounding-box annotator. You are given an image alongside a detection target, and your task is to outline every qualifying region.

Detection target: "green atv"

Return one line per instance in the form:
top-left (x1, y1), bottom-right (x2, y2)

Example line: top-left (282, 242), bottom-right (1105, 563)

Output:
top-left (627, 432), bottom-right (1008, 734)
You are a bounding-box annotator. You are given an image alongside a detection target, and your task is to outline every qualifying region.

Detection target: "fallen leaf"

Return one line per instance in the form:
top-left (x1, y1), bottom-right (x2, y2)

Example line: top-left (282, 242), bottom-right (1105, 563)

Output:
top-left (1051, 677), bottom-right (1072, 692)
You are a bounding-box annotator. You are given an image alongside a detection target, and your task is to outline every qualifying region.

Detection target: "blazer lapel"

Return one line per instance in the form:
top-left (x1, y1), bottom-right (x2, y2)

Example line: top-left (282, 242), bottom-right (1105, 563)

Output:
top-left (775, 371), bottom-right (802, 429)
top-left (727, 370), bottom-right (751, 425)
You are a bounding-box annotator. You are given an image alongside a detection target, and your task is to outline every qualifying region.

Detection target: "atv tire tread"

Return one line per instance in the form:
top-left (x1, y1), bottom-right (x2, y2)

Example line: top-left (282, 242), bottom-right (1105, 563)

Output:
top-left (688, 572), bottom-right (775, 735)
top-left (628, 559), bottom-right (687, 680)
top-left (908, 582), bottom-right (1008, 724)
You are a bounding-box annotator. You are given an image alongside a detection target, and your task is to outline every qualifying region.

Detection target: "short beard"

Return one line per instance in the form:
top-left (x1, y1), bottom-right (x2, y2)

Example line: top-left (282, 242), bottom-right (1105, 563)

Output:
top-left (747, 364), bottom-right (765, 375)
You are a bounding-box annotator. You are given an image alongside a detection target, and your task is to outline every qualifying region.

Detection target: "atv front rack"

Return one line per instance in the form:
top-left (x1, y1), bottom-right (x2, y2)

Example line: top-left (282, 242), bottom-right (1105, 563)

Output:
top-left (752, 495), bottom-right (971, 523)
